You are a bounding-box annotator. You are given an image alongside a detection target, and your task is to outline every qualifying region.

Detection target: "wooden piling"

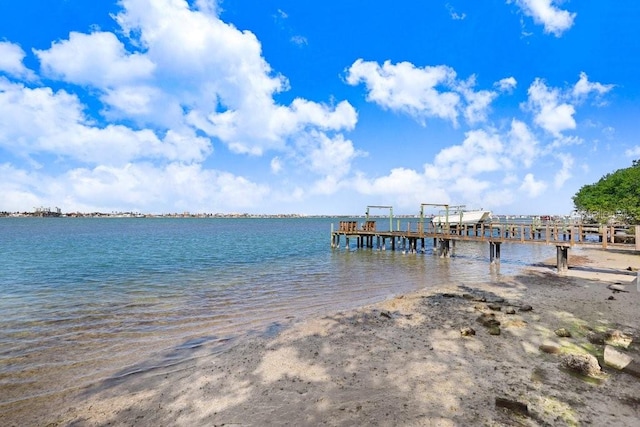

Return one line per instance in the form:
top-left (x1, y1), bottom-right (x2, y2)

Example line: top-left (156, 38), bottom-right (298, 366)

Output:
top-left (489, 242), bottom-right (501, 264)
top-left (556, 246), bottom-right (569, 272)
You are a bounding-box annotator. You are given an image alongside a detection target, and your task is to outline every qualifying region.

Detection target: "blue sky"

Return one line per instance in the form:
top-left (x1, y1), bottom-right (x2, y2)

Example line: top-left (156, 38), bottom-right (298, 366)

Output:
top-left (1, 0), bottom-right (639, 215)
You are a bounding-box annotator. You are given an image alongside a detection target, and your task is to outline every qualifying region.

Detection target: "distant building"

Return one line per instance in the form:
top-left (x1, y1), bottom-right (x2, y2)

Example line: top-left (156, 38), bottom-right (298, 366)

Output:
top-left (34, 207), bottom-right (62, 217)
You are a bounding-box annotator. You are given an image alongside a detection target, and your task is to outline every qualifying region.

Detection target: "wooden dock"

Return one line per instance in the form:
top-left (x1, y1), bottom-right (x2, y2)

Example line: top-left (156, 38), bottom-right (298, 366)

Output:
top-left (331, 219), bottom-right (640, 271)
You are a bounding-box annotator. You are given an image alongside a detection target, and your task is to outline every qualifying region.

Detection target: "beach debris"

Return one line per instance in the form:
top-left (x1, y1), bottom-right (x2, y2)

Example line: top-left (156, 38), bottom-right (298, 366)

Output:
top-left (502, 319), bottom-right (527, 328)
top-left (442, 293), bottom-right (457, 298)
top-left (462, 293), bottom-right (475, 300)
top-left (487, 303), bottom-right (502, 311)
top-left (476, 313), bottom-right (500, 328)
top-left (380, 311), bottom-right (392, 319)
top-left (555, 328), bottom-right (572, 338)
top-left (560, 353), bottom-right (602, 378)
top-left (495, 397), bottom-right (529, 417)
top-left (472, 296), bottom-right (487, 302)
top-left (604, 345), bottom-right (640, 378)
top-left (488, 326), bottom-right (501, 335)
top-left (460, 326), bottom-right (476, 336)
top-left (539, 343), bottom-right (561, 354)
top-left (604, 345), bottom-right (633, 370)
top-left (607, 284), bottom-right (630, 293)
top-left (519, 305), bottom-right (533, 312)
top-left (586, 329), bottom-right (632, 347)
top-left (488, 297), bottom-right (506, 304)
top-left (604, 330), bottom-right (633, 348)
top-left (587, 332), bottom-right (606, 345)
top-left (505, 307), bottom-right (516, 315)
top-left (607, 296), bottom-right (616, 300)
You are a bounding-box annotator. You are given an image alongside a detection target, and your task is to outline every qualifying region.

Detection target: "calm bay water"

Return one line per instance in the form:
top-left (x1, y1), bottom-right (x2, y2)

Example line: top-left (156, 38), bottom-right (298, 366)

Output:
top-left (0, 217), bottom-right (555, 408)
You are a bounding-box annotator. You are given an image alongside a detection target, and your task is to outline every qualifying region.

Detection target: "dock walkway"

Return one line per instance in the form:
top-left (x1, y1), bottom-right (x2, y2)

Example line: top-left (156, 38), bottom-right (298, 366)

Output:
top-left (331, 220), bottom-right (640, 271)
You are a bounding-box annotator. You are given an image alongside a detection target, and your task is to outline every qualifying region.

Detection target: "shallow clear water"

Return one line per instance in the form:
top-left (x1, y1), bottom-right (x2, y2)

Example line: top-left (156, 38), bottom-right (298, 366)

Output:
top-left (0, 217), bottom-right (555, 406)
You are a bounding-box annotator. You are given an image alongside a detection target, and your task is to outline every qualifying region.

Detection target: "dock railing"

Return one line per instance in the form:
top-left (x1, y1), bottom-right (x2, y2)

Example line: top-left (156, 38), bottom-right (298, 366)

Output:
top-left (333, 219), bottom-right (638, 249)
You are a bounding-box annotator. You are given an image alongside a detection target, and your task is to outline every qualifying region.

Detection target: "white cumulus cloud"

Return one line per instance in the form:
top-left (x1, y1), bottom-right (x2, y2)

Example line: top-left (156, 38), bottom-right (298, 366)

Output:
top-left (507, 119), bottom-right (539, 168)
top-left (572, 72), bottom-right (614, 103)
top-left (511, 0), bottom-right (576, 37)
top-left (0, 42), bottom-right (36, 80)
top-left (495, 77), bottom-right (517, 93)
top-left (295, 131), bottom-right (364, 195)
top-left (554, 153), bottom-right (574, 188)
top-left (457, 76), bottom-right (498, 124)
top-left (1, 162), bottom-right (271, 214)
top-left (352, 168), bottom-right (440, 210)
top-left (35, 31), bottom-right (155, 87)
top-left (346, 59), bottom-right (460, 125)
top-left (525, 78), bottom-right (576, 136)
top-left (519, 173), bottom-right (547, 197)
top-left (524, 73), bottom-right (613, 137)
top-left (625, 146), bottom-right (640, 157)
top-left (0, 79), bottom-right (211, 165)
top-left (0, 0), bottom-right (366, 214)
top-left (346, 59), bottom-right (501, 127)
top-left (33, 0), bottom-right (357, 157)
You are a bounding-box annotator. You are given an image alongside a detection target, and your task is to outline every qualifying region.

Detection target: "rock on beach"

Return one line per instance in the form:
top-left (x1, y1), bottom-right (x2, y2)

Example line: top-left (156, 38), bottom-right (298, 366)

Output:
top-left (561, 353), bottom-right (602, 378)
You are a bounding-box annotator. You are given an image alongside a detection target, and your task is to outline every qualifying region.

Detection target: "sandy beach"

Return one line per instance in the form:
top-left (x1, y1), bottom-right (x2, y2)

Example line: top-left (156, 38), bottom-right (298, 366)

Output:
top-left (6, 247), bottom-right (640, 426)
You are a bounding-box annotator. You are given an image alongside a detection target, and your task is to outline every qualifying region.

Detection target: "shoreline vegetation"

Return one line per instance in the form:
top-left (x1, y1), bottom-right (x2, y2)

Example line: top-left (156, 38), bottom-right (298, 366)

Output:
top-left (4, 247), bottom-right (639, 426)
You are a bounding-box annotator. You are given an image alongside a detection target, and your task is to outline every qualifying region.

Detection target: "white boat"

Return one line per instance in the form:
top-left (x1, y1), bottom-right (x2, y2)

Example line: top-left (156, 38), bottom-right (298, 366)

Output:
top-left (431, 209), bottom-right (492, 225)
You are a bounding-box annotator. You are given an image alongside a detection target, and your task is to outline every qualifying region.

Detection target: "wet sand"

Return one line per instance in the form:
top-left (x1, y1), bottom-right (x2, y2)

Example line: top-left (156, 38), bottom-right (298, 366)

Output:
top-left (5, 247), bottom-right (640, 426)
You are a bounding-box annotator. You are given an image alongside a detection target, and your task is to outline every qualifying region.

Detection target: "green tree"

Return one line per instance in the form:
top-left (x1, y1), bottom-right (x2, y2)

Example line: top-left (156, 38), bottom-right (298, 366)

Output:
top-left (572, 160), bottom-right (640, 224)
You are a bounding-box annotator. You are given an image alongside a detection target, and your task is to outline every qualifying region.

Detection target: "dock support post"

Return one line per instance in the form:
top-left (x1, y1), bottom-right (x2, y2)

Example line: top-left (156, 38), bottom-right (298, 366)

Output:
top-left (438, 239), bottom-right (450, 258)
top-left (489, 242), bottom-right (501, 264)
top-left (331, 224), bottom-right (334, 247)
top-left (345, 237), bottom-right (350, 250)
top-left (556, 246), bottom-right (569, 272)
top-left (636, 225), bottom-right (640, 251)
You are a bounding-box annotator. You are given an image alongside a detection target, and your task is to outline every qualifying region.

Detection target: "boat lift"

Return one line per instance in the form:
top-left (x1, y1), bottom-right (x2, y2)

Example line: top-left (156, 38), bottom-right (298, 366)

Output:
top-left (419, 203), bottom-right (466, 232)
top-left (365, 205), bottom-right (393, 232)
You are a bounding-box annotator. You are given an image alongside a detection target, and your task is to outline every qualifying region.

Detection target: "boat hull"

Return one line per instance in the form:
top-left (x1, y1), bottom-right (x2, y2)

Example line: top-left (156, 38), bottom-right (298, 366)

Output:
top-left (432, 210), bottom-right (491, 225)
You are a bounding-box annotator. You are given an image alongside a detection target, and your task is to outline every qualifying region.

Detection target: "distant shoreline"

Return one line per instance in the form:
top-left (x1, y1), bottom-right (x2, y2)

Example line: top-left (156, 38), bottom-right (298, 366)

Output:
top-left (1, 212), bottom-right (428, 219)
top-left (0, 212), bottom-right (573, 220)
